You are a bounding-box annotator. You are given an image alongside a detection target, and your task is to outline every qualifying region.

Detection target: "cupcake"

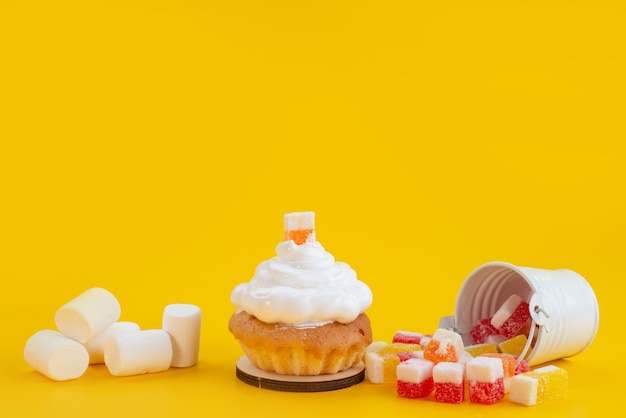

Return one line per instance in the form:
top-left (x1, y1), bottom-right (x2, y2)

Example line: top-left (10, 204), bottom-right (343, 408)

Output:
top-left (228, 212), bottom-right (373, 376)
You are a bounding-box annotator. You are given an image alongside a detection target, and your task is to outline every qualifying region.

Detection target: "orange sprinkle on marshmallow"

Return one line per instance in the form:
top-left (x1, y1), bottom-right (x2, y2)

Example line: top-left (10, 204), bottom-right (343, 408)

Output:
top-left (284, 212), bottom-right (316, 245)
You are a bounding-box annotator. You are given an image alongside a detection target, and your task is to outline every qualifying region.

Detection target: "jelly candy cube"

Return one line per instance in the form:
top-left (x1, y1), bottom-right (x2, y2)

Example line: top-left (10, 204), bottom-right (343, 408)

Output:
top-left (466, 356), bottom-right (505, 405)
top-left (433, 362), bottom-right (465, 404)
top-left (490, 294), bottom-right (530, 339)
top-left (392, 330), bottom-right (424, 345)
top-left (470, 318), bottom-right (499, 344)
top-left (424, 329), bottom-right (464, 364)
top-left (464, 343), bottom-right (498, 357)
top-left (365, 342), bottom-right (421, 384)
top-left (509, 365), bottom-right (567, 406)
top-left (396, 358), bottom-right (435, 399)
top-left (499, 334), bottom-right (529, 357)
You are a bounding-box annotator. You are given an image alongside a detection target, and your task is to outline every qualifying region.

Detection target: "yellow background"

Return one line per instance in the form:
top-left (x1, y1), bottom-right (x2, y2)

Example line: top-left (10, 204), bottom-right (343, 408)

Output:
top-left (1, 0), bottom-right (624, 416)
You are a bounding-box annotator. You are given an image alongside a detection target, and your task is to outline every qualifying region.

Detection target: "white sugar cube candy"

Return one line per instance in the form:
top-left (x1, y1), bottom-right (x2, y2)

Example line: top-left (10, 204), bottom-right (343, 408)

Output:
top-left (364, 351), bottom-right (385, 384)
top-left (491, 294), bottom-right (524, 329)
top-left (397, 358), bottom-right (434, 384)
top-left (55, 287), bottom-right (121, 343)
top-left (162, 304), bottom-right (201, 367)
top-left (104, 329), bottom-right (172, 376)
top-left (466, 356), bottom-right (504, 382)
top-left (509, 373), bottom-right (540, 405)
top-left (24, 330), bottom-right (89, 381)
top-left (433, 361), bottom-right (465, 385)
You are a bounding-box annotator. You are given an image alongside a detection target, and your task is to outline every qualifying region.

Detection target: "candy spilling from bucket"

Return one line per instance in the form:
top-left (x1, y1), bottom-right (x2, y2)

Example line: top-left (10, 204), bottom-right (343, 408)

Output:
top-left (439, 261), bottom-right (599, 366)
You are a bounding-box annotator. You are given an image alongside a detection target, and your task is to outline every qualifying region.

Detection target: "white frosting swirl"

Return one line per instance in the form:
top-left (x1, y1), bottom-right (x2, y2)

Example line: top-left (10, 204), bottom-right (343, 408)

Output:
top-left (230, 240), bottom-right (372, 326)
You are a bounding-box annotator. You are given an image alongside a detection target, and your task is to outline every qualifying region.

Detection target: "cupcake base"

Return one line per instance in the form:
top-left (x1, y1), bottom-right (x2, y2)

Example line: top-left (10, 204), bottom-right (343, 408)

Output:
top-left (235, 356), bottom-right (365, 392)
top-left (228, 312), bottom-right (373, 375)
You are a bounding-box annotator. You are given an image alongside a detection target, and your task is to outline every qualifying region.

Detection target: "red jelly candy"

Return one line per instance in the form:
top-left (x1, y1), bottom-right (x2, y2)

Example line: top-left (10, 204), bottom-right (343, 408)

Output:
top-left (470, 318), bottom-right (499, 344)
top-left (397, 351), bottom-right (422, 362)
top-left (397, 379), bottom-right (434, 399)
top-left (392, 331), bottom-right (423, 345)
top-left (514, 357), bottom-right (530, 375)
top-left (469, 379), bottom-right (505, 405)
top-left (434, 382), bottom-right (464, 404)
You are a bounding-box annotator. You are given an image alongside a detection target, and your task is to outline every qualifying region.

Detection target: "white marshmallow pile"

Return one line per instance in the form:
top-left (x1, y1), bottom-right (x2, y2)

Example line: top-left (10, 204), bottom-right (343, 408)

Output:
top-left (24, 287), bottom-right (202, 381)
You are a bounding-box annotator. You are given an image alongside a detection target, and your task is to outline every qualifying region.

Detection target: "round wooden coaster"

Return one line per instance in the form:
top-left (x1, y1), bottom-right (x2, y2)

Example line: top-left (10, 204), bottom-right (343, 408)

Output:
top-left (235, 356), bottom-right (365, 392)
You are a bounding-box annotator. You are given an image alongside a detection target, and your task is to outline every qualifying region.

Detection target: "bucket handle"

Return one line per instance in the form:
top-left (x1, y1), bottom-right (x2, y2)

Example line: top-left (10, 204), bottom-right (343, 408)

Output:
top-left (516, 317), bottom-right (537, 367)
top-left (516, 293), bottom-right (556, 367)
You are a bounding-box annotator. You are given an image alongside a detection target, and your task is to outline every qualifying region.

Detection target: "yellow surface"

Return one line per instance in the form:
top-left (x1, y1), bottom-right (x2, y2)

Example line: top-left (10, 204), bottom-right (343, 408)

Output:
top-left (1, 0), bottom-right (624, 416)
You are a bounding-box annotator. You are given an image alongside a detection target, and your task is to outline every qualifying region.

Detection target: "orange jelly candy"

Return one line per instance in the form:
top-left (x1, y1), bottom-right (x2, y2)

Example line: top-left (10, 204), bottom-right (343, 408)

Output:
top-left (284, 212), bottom-right (315, 245)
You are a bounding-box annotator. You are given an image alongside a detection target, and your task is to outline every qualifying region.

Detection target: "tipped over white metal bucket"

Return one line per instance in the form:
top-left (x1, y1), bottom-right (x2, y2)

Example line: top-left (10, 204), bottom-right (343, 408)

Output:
top-left (439, 261), bottom-right (599, 366)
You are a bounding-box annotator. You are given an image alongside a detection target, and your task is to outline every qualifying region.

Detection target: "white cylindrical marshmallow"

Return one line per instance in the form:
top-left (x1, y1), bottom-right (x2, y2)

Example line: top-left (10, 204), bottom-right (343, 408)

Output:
top-left (55, 287), bottom-right (121, 343)
top-left (162, 303), bottom-right (201, 367)
top-left (24, 330), bottom-right (89, 381)
top-left (104, 329), bottom-right (172, 376)
top-left (84, 321), bottom-right (141, 364)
